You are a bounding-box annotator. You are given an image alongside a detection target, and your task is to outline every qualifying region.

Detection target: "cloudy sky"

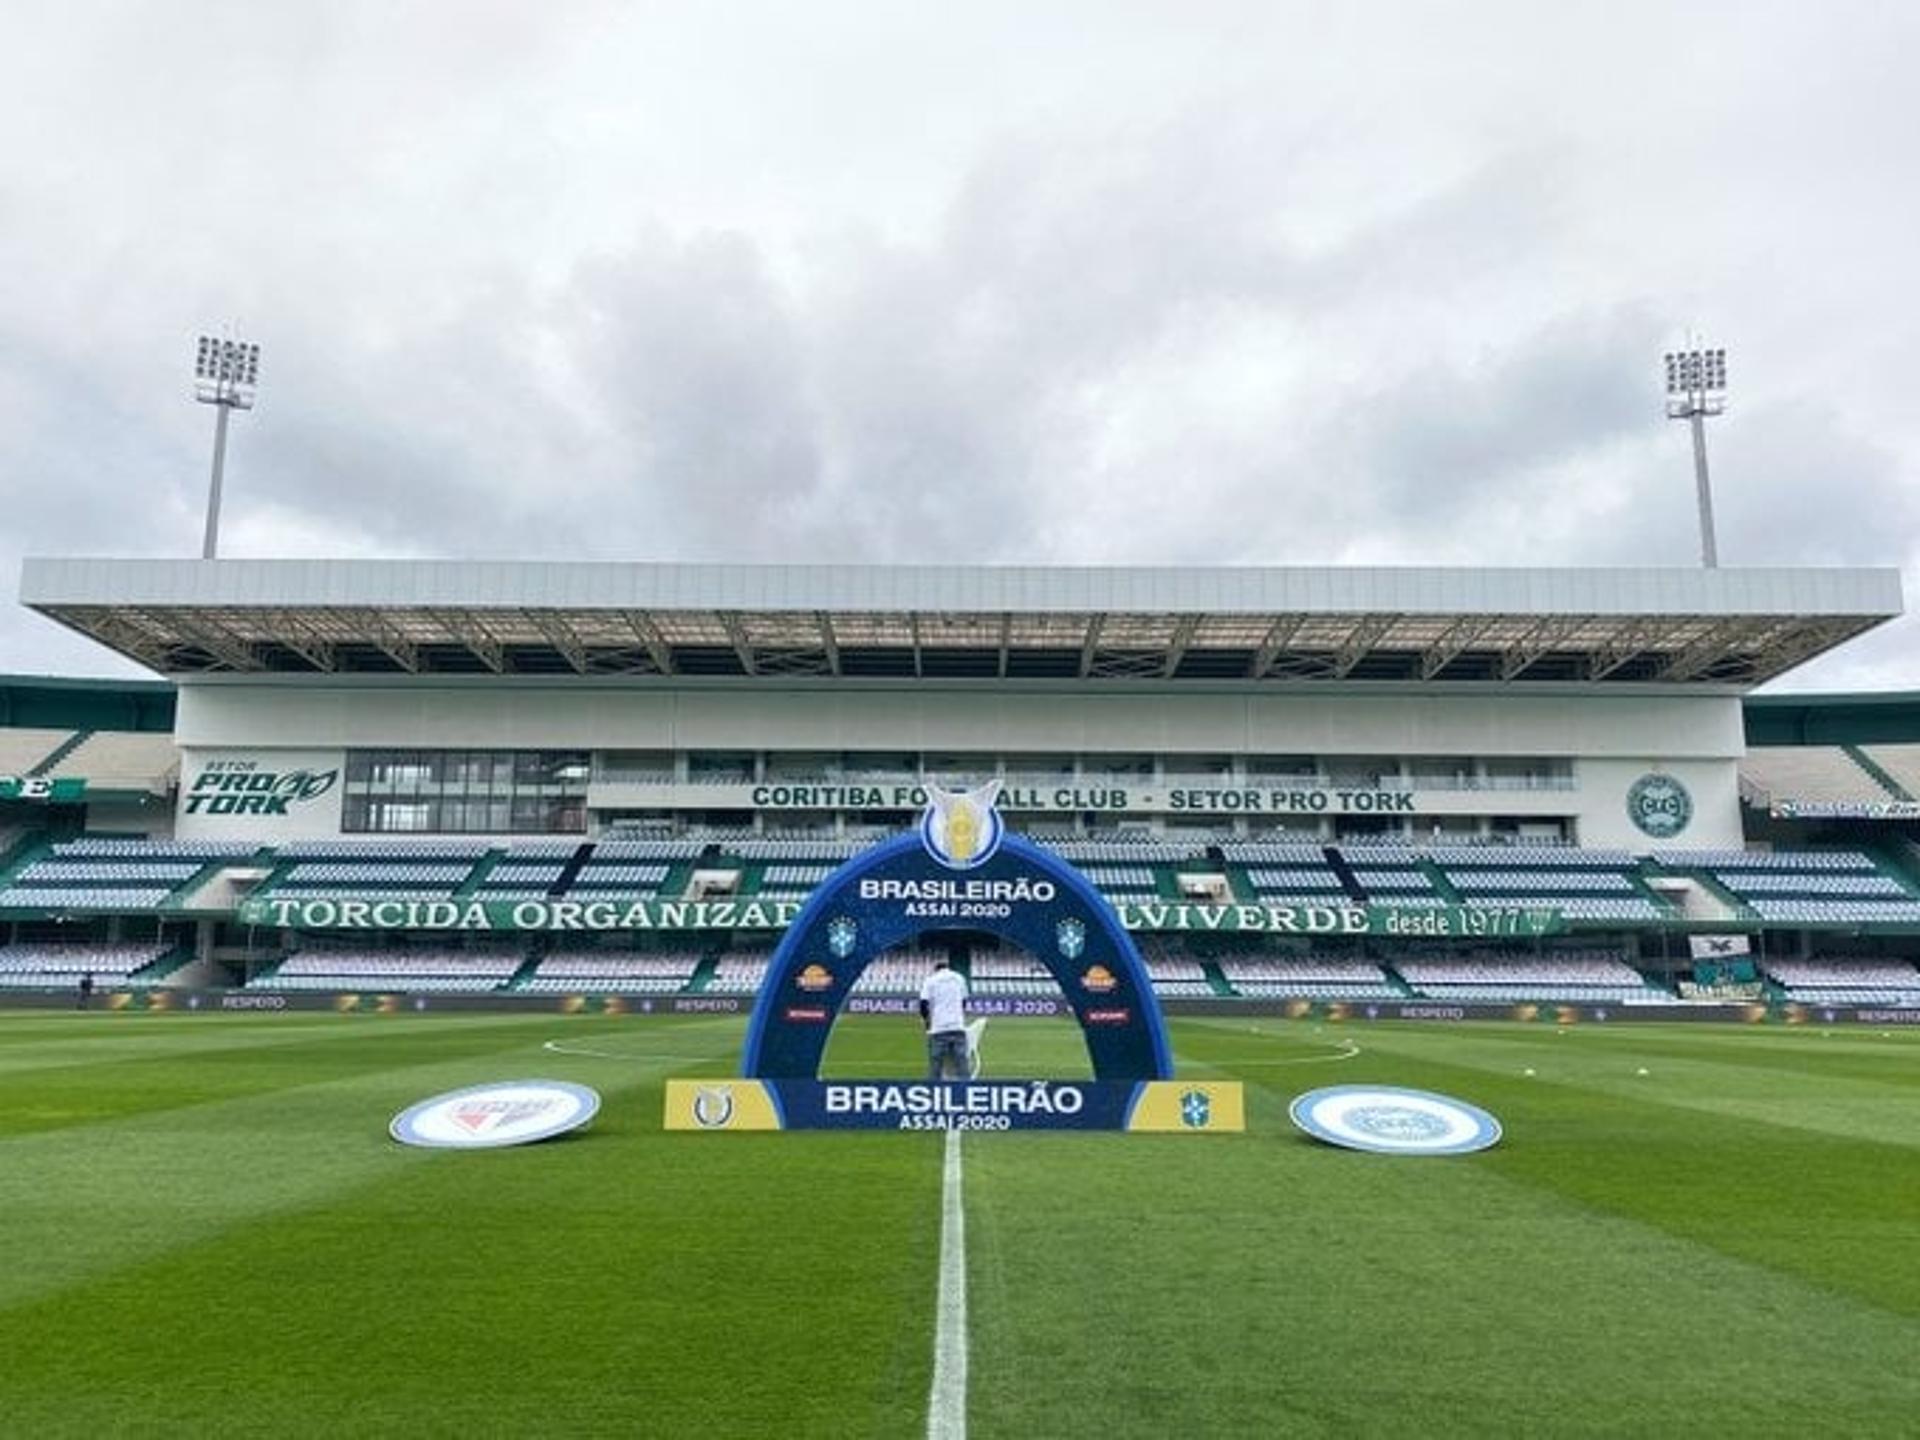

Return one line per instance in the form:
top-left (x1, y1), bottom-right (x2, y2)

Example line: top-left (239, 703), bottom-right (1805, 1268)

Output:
top-left (2, 2), bottom-right (1915, 688)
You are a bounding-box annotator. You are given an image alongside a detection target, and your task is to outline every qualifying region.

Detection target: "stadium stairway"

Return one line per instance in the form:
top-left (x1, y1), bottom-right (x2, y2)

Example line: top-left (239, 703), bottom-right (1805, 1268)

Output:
top-left (245, 853), bottom-right (304, 902)
top-left (1623, 869), bottom-right (1679, 917)
top-left (1202, 961), bottom-right (1235, 997)
top-left (550, 843), bottom-right (595, 896)
top-left (1866, 842), bottom-right (1920, 900)
top-left (682, 952), bottom-right (721, 993)
top-left (1648, 859), bottom-right (1755, 922)
top-left (0, 831), bottom-right (50, 887)
top-left (136, 945), bottom-right (198, 987)
top-left (169, 854), bottom-right (267, 911)
top-left (26, 729), bottom-right (92, 777)
top-left (1322, 847), bottom-right (1368, 902)
top-left (505, 942), bottom-right (546, 991)
top-left (1845, 744), bottom-right (1915, 801)
top-left (453, 850), bottom-right (505, 900)
top-left (1416, 855), bottom-right (1463, 904)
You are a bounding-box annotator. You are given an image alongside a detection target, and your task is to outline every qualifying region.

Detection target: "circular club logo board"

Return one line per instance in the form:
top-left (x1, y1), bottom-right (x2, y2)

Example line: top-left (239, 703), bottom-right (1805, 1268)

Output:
top-left (390, 1080), bottom-right (600, 1149)
top-left (1289, 1085), bottom-right (1502, 1156)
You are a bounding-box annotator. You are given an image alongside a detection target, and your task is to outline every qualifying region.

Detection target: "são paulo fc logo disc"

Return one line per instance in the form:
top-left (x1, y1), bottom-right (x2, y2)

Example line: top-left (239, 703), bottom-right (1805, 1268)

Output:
top-left (390, 1080), bottom-right (601, 1149)
top-left (1288, 1085), bottom-right (1502, 1156)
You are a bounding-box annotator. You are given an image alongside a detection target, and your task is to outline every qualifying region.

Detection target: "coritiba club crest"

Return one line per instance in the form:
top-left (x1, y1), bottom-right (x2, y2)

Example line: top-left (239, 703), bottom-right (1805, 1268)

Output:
top-left (1626, 772), bottom-right (1693, 839)
top-left (920, 779), bottom-right (1005, 870)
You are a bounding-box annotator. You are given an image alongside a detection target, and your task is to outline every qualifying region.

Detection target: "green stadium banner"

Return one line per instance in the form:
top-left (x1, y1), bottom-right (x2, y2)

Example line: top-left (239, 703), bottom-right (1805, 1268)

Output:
top-left (236, 894), bottom-right (1565, 937)
top-left (0, 775), bottom-right (86, 802)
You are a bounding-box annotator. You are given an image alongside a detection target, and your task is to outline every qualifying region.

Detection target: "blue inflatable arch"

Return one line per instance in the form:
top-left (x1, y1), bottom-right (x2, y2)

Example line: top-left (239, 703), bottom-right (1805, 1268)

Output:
top-left (741, 832), bottom-right (1173, 1081)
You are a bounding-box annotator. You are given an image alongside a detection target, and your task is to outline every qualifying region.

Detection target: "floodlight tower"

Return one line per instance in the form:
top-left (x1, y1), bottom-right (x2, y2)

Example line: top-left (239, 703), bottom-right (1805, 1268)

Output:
top-left (193, 335), bottom-right (261, 559)
top-left (1663, 342), bottom-right (1726, 568)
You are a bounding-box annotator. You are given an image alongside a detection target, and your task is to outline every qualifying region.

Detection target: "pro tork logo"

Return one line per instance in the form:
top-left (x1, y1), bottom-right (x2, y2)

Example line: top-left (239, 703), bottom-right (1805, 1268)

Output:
top-left (185, 760), bottom-right (339, 816)
top-left (919, 779), bottom-right (1005, 870)
top-left (1626, 772), bottom-right (1692, 839)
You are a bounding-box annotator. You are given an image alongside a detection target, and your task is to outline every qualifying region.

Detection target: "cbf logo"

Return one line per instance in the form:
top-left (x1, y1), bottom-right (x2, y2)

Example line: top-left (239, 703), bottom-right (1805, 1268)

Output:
top-left (919, 779), bottom-right (1005, 870)
top-left (1179, 1089), bottom-right (1212, 1129)
top-left (1626, 772), bottom-right (1692, 839)
top-left (827, 916), bottom-right (858, 959)
top-left (1057, 917), bottom-right (1087, 961)
top-left (184, 760), bottom-right (339, 816)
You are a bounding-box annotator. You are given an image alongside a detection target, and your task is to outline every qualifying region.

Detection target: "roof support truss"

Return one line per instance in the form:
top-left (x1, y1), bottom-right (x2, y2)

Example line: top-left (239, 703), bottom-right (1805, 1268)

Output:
top-left (526, 610), bottom-right (588, 673)
top-left (1744, 620), bottom-right (1859, 684)
top-left (1658, 617), bottom-right (1770, 682)
top-left (364, 610), bottom-right (419, 673)
top-left (1249, 615), bottom-right (1307, 678)
top-left (1332, 613), bottom-right (1399, 679)
top-left (274, 613), bottom-right (337, 672)
top-left (1587, 617), bottom-right (1672, 681)
top-left (1162, 616), bottom-right (1201, 678)
top-left (1419, 615), bottom-right (1498, 680)
top-left (1499, 615), bottom-right (1585, 681)
top-left (1078, 615), bottom-right (1106, 678)
top-left (717, 611), bottom-right (757, 676)
top-left (27, 591), bottom-right (1889, 686)
top-left (816, 613), bottom-right (841, 677)
top-left (65, 610), bottom-right (174, 672)
top-left (621, 611), bottom-right (675, 674)
top-left (165, 611), bottom-right (257, 672)
top-left (436, 610), bottom-right (502, 672)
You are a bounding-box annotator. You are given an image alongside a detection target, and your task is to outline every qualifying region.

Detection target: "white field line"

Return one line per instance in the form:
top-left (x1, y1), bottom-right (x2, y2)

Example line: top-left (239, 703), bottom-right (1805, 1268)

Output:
top-left (928, 1128), bottom-right (968, 1440)
top-left (539, 1019), bottom-right (741, 1063)
top-left (1228, 1039), bottom-right (1363, 1066)
top-left (540, 1039), bottom-right (727, 1061)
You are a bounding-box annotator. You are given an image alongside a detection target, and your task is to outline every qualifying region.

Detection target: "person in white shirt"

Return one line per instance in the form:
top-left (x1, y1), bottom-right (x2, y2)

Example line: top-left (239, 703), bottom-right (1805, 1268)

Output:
top-left (918, 955), bottom-right (970, 1080)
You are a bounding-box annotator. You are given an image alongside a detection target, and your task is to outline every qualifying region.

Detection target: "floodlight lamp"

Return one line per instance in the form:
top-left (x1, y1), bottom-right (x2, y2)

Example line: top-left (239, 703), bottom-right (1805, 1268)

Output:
top-left (1663, 345), bottom-right (1727, 399)
top-left (193, 334), bottom-right (262, 405)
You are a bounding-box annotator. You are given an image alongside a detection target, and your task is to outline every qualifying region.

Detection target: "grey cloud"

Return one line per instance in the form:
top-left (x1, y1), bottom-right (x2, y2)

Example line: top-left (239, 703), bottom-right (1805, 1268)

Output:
top-left (1, 5), bottom-right (1917, 695)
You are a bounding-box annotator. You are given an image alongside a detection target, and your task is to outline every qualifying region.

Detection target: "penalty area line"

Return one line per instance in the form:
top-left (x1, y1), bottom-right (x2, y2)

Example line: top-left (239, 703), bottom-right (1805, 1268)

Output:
top-left (928, 1128), bottom-right (968, 1440)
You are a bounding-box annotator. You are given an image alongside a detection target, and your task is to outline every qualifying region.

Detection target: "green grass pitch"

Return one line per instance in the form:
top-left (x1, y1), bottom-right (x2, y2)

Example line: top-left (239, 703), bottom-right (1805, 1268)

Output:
top-left (1, 1010), bottom-right (1916, 1437)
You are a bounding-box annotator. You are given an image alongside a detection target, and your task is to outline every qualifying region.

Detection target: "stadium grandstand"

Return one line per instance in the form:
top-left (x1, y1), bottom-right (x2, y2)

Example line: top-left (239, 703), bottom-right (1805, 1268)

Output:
top-left (5, 556), bottom-right (1920, 1013)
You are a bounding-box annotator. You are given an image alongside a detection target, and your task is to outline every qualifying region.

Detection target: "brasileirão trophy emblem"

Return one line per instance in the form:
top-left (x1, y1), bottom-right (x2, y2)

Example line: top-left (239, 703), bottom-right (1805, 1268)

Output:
top-left (918, 778), bottom-right (1006, 870)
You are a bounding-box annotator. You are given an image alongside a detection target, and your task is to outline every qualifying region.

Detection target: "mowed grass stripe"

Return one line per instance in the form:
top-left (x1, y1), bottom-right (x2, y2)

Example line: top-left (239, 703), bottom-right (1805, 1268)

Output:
top-left (0, 1013), bottom-right (401, 1077)
top-left (0, 1014), bottom-right (630, 1136)
top-left (1184, 1020), bottom-right (1920, 1149)
top-left (1190, 1023), bottom-right (1920, 1317)
top-left (966, 1020), bottom-right (1920, 1438)
top-left (0, 1016), bottom-right (942, 1439)
top-left (965, 1128), bottom-right (1920, 1439)
top-left (0, 1015), bottom-right (738, 1309)
top-left (1290, 1024), bottom-right (1920, 1318)
top-left (8, 1013), bottom-right (1916, 1437)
